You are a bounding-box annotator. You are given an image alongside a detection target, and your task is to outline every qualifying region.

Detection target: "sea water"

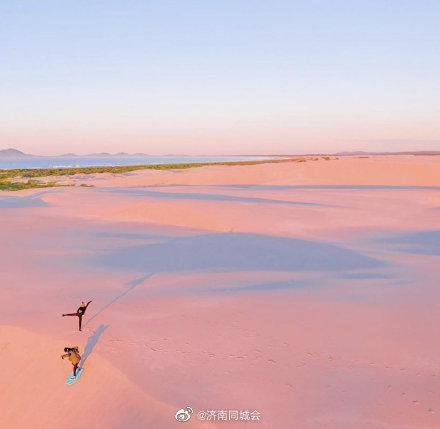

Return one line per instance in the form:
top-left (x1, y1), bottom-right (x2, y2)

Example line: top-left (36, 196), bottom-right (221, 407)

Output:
top-left (0, 155), bottom-right (277, 170)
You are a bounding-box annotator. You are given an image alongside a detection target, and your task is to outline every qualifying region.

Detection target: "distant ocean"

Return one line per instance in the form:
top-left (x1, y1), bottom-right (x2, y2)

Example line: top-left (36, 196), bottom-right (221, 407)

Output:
top-left (0, 155), bottom-right (277, 170)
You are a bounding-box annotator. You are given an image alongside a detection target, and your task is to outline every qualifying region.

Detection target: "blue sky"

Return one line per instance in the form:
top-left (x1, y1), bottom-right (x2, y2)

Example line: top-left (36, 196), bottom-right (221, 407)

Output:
top-left (1, 1), bottom-right (439, 154)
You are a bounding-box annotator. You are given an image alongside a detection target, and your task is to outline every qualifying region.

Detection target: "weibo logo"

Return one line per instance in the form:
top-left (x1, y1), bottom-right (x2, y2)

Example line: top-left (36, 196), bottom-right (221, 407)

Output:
top-left (175, 406), bottom-right (193, 422)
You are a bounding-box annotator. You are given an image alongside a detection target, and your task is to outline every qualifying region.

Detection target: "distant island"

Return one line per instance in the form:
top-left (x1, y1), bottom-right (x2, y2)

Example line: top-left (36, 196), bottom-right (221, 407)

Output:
top-left (0, 149), bottom-right (155, 158)
top-left (0, 148), bottom-right (33, 158)
top-left (335, 150), bottom-right (440, 156)
top-left (1, 147), bottom-right (440, 158)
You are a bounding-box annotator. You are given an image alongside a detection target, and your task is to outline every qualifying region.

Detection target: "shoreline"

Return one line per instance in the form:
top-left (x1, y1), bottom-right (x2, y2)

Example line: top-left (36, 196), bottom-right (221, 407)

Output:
top-left (0, 156), bottom-right (313, 191)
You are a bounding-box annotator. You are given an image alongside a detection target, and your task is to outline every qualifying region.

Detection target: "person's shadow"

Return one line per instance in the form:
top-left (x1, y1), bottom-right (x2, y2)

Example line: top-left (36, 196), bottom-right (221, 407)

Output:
top-left (81, 324), bottom-right (108, 368)
top-left (84, 273), bottom-right (153, 327)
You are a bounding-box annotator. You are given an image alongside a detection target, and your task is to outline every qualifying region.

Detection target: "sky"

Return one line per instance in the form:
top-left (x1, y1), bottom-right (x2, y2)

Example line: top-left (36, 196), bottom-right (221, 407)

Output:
top-left (1, 0), bottom-right (439, 155)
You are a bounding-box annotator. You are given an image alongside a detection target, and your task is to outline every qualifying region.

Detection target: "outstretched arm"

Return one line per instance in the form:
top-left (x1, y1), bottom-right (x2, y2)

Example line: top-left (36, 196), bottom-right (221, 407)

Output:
top-left (86, 300), bottom-right (92, 308)
top-left (61, 353), bottom-right (69, 359)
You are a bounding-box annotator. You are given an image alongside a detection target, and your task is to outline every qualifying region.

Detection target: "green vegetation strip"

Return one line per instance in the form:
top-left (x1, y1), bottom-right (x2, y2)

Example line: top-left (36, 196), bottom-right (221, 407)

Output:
top-left (0, 180), bottom-right (60, 191)
top-left (0, 157), bottom-right (308, 191)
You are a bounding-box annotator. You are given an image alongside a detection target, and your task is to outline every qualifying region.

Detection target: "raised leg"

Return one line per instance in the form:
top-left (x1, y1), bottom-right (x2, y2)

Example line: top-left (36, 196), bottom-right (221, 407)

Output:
top-left (63, 313), bottom-right (78, 317)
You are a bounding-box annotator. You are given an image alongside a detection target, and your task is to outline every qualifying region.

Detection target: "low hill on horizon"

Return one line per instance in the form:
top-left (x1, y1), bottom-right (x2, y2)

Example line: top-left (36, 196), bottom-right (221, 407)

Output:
top-left (335, 150), bottom-right (440, 156)
top-left (2, 147), bottom-right (440, 158)
top-left (0, 148), bottom-right (33, 158)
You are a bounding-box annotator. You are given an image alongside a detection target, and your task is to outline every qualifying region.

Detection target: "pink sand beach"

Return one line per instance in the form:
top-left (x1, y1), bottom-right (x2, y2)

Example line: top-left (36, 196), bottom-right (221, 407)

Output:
top-left (1, 155), bottom-right (440, 429)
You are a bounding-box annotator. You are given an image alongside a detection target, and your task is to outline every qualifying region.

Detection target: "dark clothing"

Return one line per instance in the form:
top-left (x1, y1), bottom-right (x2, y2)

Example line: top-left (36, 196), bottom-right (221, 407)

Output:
top-left (63, 301), bottom-right (91, 331)
top-left (63, 313), bottom-right (83, 330)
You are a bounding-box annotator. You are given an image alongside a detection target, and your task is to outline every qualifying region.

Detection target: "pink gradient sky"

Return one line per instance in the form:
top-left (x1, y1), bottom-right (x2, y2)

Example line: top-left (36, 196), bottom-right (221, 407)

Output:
top-left (1, 1), bottom-right (439, 155)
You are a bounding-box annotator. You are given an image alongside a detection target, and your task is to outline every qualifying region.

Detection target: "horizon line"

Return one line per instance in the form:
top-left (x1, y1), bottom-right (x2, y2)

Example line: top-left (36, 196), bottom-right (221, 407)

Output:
top-left (1, 147), bottom-right (440, 158)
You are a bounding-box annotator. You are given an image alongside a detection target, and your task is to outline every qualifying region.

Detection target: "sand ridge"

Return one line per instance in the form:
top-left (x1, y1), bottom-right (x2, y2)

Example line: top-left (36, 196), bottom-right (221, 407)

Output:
top-left (1, 155), bottom-right (440, 428)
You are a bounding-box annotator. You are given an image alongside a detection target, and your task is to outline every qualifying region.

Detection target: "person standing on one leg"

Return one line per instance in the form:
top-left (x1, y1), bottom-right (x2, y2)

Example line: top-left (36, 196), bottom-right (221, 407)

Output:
top-left (62, 300), bottom-right (92, 331)
top-left (61, 346), bottom-right (81, 379)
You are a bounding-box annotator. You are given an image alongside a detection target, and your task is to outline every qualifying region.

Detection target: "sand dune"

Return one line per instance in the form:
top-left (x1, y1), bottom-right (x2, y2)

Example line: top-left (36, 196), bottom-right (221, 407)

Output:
top-left (0, 325), bottom-right (213, 429)
top-left (65, 155), bottom-right (440, 188)
top-left (1, 156), bottom-right (440, 428)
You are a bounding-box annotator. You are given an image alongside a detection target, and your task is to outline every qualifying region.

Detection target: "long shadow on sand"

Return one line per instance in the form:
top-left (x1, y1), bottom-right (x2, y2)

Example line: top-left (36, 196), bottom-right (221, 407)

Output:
top-left (101, 187), bottom-right (327, 207)
top-left (85, 274), bottom-right (153, 327)
top-left (0, 191), bottom-right (52, 208)
top-left (92, 232), bottom-right (384, 273)
top-left (81, 324), bottom-right (108, 368)
top-left (378, 230), bottom-right (440, 256)
top-left (225, 185), bottom-right (440, 191)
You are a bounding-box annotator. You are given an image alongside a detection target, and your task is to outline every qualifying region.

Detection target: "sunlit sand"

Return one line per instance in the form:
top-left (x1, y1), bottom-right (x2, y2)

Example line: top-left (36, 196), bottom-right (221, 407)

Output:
top-left (1, 155), bottom-right (440, 428)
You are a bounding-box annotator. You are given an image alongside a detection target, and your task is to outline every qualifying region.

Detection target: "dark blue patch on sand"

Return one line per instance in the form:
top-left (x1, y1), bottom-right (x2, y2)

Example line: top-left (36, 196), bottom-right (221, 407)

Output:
top-left (101, 187), bottom-right (328, 207)
top-left (378, 230), bottom-right (440, 256)
top-left (0, 193), bottom-right (49, 208)
top-left (91, 232), bottom-right (384, 274)
top-left (337, 272), bottom-right (391, 280)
